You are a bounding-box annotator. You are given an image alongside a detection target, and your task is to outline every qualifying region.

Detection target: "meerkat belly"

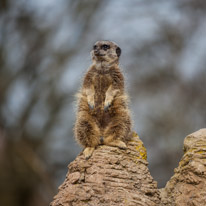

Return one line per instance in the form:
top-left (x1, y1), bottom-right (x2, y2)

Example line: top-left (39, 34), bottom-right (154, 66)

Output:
top-left (94, 76), bottom-right (107, 107)
top-left (93, 74), bottom-right (111, 127)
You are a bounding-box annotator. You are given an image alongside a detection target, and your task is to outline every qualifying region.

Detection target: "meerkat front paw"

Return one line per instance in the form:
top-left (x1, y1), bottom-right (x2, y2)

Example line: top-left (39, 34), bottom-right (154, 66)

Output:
top-left (88, 102), bottom-right (94, 110)
top-left (87, 97), bottom-right (95, 110)
top-left (104, 101), bottom-right (111, 111)
top-left (83, 147), bottom-right (95, 159)
top-left (104, 87), bottom-right (119, 111)
top-left (85, 87), bottom-right (95, 110)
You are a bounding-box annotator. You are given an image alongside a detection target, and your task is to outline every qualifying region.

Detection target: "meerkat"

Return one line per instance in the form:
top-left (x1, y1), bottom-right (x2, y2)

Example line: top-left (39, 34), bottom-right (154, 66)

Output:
top-left (74, 40), bottom-right (132, 159)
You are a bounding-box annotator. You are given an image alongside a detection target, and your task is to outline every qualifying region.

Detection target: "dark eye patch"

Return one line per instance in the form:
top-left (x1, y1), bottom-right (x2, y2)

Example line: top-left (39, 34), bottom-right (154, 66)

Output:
top-left (101, 44), bottom-right (110, 50)
top-left (93, 45), bottom-right (97, 50)
top-left (116, 47), bottom-right (121, 57)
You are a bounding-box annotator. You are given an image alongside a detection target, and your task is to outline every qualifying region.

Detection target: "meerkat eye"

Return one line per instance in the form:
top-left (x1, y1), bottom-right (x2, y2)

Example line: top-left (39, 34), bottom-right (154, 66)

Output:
top-left (101, 44), bottom-right (110, 50)
top-left (93, 45), bottom-right (97, 50)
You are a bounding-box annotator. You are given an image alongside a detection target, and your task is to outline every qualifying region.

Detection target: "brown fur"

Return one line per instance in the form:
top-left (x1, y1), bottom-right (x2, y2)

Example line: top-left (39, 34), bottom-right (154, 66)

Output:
top-left (74, 41), bottom-right (132, 159)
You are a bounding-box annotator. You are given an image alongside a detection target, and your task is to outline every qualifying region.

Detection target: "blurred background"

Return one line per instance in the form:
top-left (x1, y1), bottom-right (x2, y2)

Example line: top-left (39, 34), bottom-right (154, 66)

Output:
top-left (0, 0), bottom-right (206, 205)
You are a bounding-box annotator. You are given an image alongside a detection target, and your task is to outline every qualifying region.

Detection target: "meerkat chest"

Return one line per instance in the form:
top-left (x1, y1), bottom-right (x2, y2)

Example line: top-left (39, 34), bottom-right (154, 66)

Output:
top-left (93, 73), bottom-right (111, 94)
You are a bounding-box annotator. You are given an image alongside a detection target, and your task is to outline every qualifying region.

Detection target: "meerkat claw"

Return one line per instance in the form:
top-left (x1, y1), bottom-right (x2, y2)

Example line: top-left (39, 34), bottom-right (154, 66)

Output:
top-left (119, 145), bottom-right (127, 150)
top-left (88, 103), bottom-right (94, 110)
top-left (104, 103), bottom-right (111, 111)
top-left (117, 141), bottom-right (127, 150)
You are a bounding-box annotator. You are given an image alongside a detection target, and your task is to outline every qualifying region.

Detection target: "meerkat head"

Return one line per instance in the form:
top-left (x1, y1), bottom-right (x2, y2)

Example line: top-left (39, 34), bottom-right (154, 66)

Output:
top-left (91, 40), bottom-right (121, 66)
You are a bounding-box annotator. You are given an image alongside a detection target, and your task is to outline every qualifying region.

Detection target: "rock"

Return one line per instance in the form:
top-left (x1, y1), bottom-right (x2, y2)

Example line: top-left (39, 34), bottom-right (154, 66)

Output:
top-left (50, 133), bottom-right (160, 206)
top-left (160, 128), bottom-right (206, 206)
top-left (51, 129), bottom-right (206, 205)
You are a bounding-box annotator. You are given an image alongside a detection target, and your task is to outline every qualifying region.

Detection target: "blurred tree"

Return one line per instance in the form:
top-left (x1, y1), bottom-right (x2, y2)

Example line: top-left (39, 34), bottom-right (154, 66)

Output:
top-left (0, 0), bottom-right (103, 205)
top-left (0, 0), bottom-right (206, 205)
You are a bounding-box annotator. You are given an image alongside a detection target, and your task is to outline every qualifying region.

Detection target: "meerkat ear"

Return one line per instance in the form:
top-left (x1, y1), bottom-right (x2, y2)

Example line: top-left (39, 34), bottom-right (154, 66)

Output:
top-left (116, 47), bottom-right (121, 57)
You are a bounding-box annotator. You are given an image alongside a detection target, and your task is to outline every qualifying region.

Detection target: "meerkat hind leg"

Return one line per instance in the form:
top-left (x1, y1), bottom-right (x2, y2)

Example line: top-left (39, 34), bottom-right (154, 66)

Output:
top-left (103, 135), bottom-right (127, 149)
top-left (83, 147), bottom-right (95, 159)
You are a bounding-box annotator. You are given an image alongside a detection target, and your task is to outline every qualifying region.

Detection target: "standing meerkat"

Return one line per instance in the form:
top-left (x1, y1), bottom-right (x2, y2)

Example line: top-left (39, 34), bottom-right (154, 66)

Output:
top-left (74, 40), bottom-right (132, 159)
